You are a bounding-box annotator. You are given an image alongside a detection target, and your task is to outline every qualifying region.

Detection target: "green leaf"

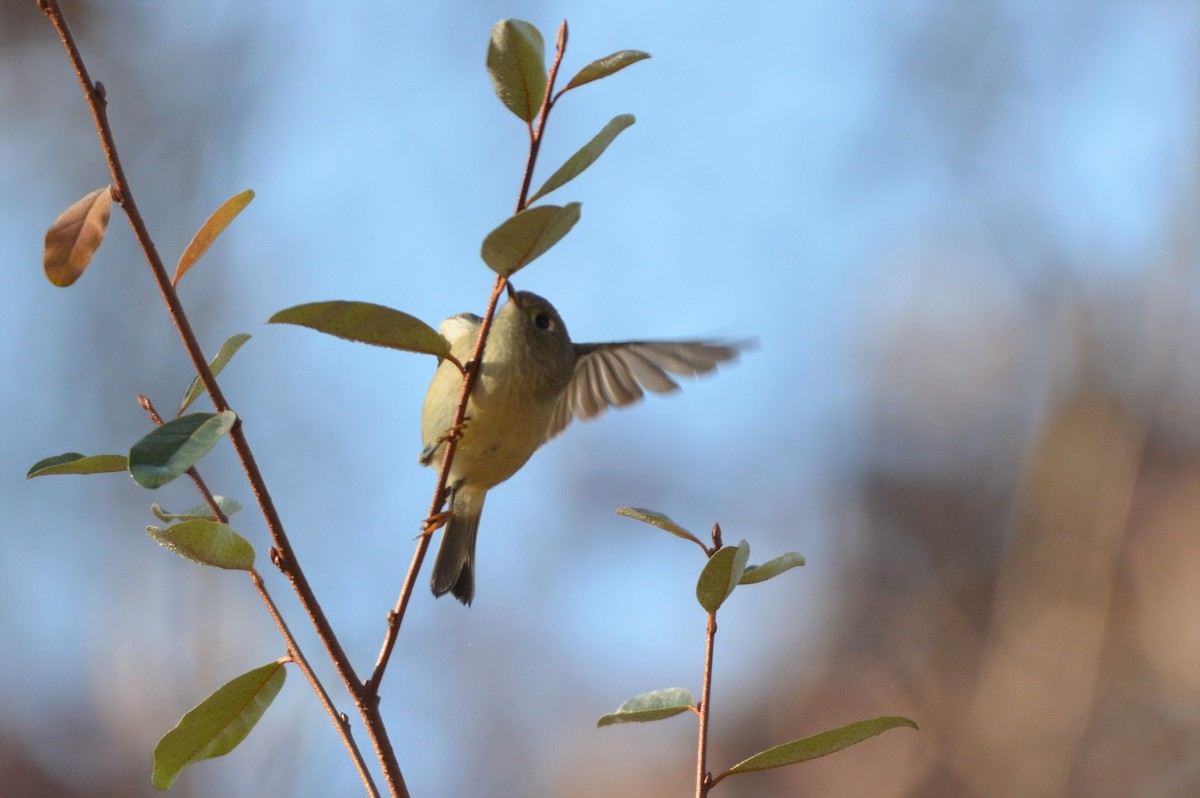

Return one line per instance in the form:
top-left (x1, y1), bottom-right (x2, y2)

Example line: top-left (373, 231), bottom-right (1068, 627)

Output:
top-left (151, 496), bottom-right (242, 523)
top-left (481, 203), bottom-right (581, 276)
top-left (145, 520), bottom-right (255, 570)
top-left (486, 19), bottom-right (547, 122)
top-left (597, 687), bottom-right (694, 727)
top-left (615, 506), bottom-right (704, 546)
top-left (173, 190), bottom-right (254, 286)
top-left (740, 552), bottom-right (806, 585)
top-left (43, 187), bottom-right (112, 286)
top-left (528, 115), bottom-right (636, 203)
top-left (26, 452), bottom-right (128, 478)
top-left (564, 50), bottom-right (651, 91)
top-left (151, 659), bottom-right (288, 790)
top-left (179, 333), bottom-right (252, 414)
top-left (129, 411), bottom-right (237, 489)
top-left (696, 540), bottom-right (750, 613)
top-left (268, 301), bottom-right (450, 359)
top-left (717, 716), bottom-right (919, 781)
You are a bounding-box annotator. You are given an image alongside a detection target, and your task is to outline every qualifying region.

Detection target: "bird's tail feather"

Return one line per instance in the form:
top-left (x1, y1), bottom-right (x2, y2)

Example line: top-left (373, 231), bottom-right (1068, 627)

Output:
top-left (430, 486), bottom-right (483, 605)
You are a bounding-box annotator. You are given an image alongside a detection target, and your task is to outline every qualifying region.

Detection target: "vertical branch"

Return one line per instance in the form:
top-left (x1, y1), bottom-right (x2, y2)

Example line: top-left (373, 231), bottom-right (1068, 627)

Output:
top-left (368, 274), bottom-right (508, 691)
top-left (367, 19), bottom-right (573, 695)
top-left (696, 522), bottom-right (722, 796)
top-left (696, 612), bottom-right (717, 798)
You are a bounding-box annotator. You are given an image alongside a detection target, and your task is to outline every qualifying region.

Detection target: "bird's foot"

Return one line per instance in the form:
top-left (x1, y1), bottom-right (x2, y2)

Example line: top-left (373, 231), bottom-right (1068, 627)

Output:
top-left (419, 509), bottom-right (453, 537)
top-left (439, 418), bottom-right (470, 446)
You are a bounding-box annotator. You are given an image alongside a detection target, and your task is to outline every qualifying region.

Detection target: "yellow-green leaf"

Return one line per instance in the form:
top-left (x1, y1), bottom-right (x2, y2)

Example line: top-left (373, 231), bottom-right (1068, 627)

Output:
top-left (696, 540), bottom-right (750, 613)
top-left (740, 552), bottom-right (805, 585)
top-left (152, 660), bottom-right (288, 789)
top-left (597, 687), bottom-right (694, 727)
top-left (615, 506), bottom-right (703, 547)
top-left (564, 50), bottom-right (651, 91)
top-left (481, 203), bottom-right (581, 276)
top-left (268, 301), bottom-right (450, 358)
top-left (145, 520), bottom-right (255, 570)
top-left (43, 187), bottom-right (112, 286)
top-left (487, 19), bottom-right (547, 123)
top-left (179, 333), bottom-right (252, 414)
top-left (717, 716), bottom-right (919, 781)
top-left (528, 115), bottom-right (635, 203)
top-left (26, 452), bottom-right (128, 478)
top-left (173, 190), bottom-right (254, 286)
top-left (151, 497), bottom-right (242, 523)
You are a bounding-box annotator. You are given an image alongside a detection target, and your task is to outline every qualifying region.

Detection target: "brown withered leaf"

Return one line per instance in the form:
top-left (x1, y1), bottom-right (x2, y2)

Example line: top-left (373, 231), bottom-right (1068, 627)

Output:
top-left (43, 187), bottom-right (113, 287)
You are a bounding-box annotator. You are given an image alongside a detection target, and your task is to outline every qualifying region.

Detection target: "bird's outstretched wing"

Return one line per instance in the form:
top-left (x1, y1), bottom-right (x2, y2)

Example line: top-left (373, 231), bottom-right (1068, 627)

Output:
top-left (545, 340), bottom-right (748, 442)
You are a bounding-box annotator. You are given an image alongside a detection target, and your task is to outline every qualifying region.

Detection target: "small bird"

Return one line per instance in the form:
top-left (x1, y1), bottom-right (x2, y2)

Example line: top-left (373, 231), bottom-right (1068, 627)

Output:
top-left (420, 285), bottom-right (745, 604)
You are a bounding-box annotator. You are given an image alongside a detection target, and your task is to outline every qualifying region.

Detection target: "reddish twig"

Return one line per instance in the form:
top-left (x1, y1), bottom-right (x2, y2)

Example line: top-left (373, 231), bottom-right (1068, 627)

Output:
top-left (695, 523), bottom-right (723, 796)
top-left (367, 19), bottom-right (573, 696)
top-left (697, 612), bottom-right (717, 798)
top-left (367, 276), bottom-right (507, 692)
top-left (40, 4), bottom-right (405, 795)
top-left (517, 20), bottom-right (569, 214)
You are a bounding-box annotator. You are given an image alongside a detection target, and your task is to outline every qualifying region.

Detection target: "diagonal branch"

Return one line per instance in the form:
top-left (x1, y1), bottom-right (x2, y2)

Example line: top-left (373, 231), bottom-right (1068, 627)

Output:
top-left (38, 3), bottom-right (406, 795)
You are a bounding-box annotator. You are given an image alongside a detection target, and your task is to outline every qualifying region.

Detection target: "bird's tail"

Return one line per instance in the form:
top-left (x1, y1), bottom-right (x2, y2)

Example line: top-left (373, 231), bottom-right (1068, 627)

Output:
top-left (430, 486), bottom-right (483, 605)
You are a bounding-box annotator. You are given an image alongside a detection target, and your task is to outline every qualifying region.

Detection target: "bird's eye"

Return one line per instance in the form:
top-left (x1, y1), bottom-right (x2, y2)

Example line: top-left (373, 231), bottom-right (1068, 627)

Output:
top-left (534, 313), bottom-right (552, 330)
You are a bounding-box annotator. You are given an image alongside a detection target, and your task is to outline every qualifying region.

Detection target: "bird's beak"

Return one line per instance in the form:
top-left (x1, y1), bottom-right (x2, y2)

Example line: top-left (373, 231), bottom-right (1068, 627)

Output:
top-left (505, 281), bottom-right (520, 306)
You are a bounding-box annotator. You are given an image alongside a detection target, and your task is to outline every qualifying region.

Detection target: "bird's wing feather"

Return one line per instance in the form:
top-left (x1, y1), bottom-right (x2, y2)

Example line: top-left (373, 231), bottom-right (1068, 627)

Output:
top-left (545, 340), bottom-right (747, 442)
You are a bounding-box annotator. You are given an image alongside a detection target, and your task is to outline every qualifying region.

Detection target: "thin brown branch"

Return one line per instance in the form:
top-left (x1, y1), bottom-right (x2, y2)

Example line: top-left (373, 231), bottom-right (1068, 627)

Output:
top-left (252, 570), bottom-right (382, 798)
top-left (134, 395), bottom-right (380, 797)
top-left (697, 612), bottom-right (717, 798)
top-left (696, 525), bottom-right (723, 796)
top-left (516, 20), bottom-right (569, 214)
top-left (40, 4), bottom-right (406, 795)
top-left (368, 20), bottom-right (574, 696)
top-left (368, 275), bottom-right (508, 691)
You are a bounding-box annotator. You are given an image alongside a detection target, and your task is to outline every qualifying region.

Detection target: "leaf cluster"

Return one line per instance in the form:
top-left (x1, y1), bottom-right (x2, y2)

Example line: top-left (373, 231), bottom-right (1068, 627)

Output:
top-left (604, 508), bottom-right (916, 790)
